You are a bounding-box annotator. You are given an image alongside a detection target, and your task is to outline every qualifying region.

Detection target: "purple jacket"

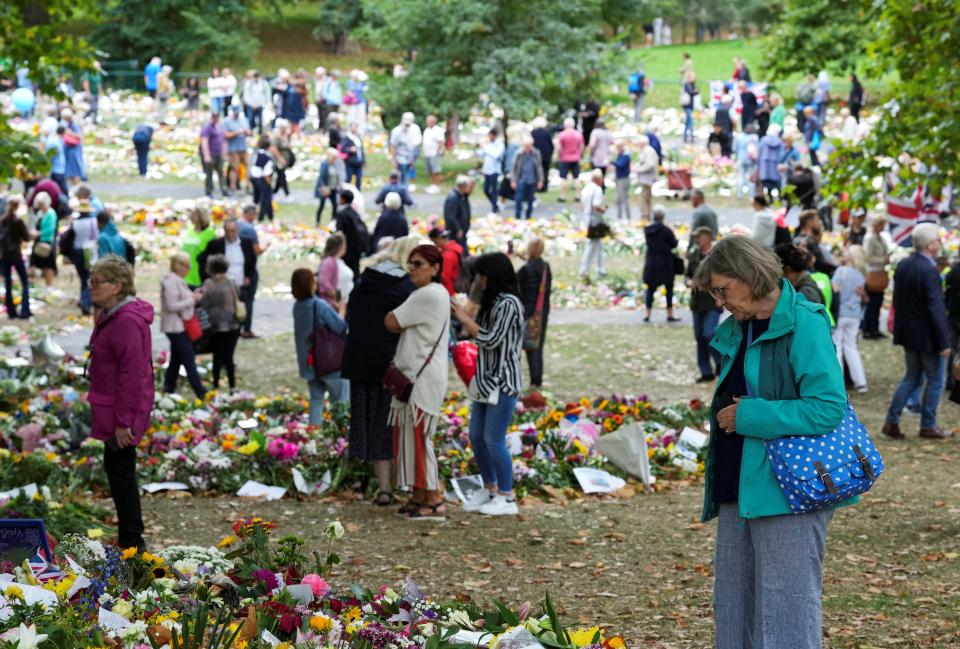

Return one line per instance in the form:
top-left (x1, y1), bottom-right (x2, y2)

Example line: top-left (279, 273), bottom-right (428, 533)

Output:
top-left (87, 298), bottom-right (155, 444)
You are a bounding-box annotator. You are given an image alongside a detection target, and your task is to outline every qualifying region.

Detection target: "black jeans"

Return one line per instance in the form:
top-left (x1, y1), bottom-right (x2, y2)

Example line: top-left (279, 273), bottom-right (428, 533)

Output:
top-left (252, 177), bottom-right (274, 222)
top-left (525, 346), bottom-right (544, 387)
top-left (164, 332), bottom-right (205, 398)
top-left (273, 168), bottom-right (289, 196)
top-left (316, 190), bottom-right (339, 224)
top-left (346, 162), bottom-right (363, 189)
top-left (2, 257), bottom-right (30, 318)
top-left (483, 173), bottom-right (500, 213)
top-left (103, 444), bottom-right (145, 550)
top-left (862, 290), bottom-right (883, 335)
top-left (210, 329), bottom-right (241, 388)
top-left (242, 271), bottom-right (258, 333)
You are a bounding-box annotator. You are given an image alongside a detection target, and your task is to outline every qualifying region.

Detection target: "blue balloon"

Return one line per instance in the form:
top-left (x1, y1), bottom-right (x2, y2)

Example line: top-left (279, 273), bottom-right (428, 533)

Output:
top-left (11, 87), bottom-right (35, 114)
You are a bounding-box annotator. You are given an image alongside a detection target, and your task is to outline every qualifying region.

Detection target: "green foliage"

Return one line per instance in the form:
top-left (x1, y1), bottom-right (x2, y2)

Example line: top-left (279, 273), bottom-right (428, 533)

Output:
top-left (92, 0), bottom-right (261, 71)
top-left (761, 0), bottom-right (875, 78)
top-left (312, 0), bottom-right (366, 54)
top-left (363, 0), bottom-right (608, 123)
top-left (822, 0), bottom-right (960, 204)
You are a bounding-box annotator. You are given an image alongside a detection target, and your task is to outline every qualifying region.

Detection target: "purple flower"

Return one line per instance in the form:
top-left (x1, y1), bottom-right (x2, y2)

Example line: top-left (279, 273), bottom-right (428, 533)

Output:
top-left (252, 569), bottom-right (279, 592)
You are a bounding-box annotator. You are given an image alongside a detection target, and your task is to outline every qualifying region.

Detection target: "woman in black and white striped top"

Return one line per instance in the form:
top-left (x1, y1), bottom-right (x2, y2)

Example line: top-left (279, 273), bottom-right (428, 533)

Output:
top-left (451, 252), bottom-right (524, 516)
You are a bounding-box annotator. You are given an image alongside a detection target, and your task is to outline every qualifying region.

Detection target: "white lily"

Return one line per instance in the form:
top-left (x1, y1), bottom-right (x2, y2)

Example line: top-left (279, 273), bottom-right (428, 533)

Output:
top-left (15, 623), bottom-right (48, 649)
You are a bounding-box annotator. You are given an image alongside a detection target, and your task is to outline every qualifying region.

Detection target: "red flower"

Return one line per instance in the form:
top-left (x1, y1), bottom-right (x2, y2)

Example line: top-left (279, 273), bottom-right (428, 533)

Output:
top-left (278, 612), bottom-right (302, 634)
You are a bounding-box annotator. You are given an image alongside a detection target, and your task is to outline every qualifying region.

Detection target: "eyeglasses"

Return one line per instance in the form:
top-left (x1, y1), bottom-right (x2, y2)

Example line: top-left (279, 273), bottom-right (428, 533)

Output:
top-left (407, 260), bottom-right (427, 269)
top-left (89, 278), bottom-right (109, 289)
top-left (709, 279), bottom-right (735, 301)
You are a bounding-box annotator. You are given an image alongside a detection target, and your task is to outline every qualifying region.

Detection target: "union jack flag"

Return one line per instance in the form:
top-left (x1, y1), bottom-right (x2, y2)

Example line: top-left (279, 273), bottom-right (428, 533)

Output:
top-left (884, 173), bottom-right (940, 247)
top-left (26, 547), bottom-right (62, 583)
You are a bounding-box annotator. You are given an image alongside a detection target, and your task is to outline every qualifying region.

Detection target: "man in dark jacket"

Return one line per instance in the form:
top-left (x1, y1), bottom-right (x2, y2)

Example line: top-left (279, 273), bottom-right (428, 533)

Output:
top-left (883, 223), bottom-right (953, 439)
top-left (197, 217), bottom-right (256, 286)
top-left (333, 189), bottom-right (369, 276)
top-left (517, 238), bottom-right (552, 389)
top-left (530, 118), bottom-right (554, 192)
top-left (374, 171), bottom-right (414, 216)
top-left (687, 227), bottom-right (722, 382)
top-left (443, 175), bottom-right (473, 253)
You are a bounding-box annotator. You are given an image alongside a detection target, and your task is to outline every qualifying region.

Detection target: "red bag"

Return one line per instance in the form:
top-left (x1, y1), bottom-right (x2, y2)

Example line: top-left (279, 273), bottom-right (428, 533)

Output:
top-left (62, 130), bottom-right (81, 146)
top-left (452, 341), bottom-right (478, 386)
top-left (183, 313), bottom-right (203, 342)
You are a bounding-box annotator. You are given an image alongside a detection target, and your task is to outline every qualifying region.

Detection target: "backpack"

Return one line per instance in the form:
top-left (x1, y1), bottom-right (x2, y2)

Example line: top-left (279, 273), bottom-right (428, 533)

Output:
top-left (628, 72), bottom-right (644, 94)
top-left (58, 225), bottom-right (75, 257)
top-left (123, 238), bottom-right (136, 266)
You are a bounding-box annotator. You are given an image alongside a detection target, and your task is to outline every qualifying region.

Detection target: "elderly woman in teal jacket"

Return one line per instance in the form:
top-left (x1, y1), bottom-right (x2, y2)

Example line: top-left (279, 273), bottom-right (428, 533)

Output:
top-left (694, 235), bottom-right (849, 649)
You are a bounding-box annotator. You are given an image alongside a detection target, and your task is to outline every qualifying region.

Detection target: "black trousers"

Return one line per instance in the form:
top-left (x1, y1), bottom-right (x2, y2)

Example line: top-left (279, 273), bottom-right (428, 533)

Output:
top-left (525, 346), bottom-right (544, 387)
top-left (273, 168), bottom-right (289, 196)
top-left (103, 444), bottom-right (145, 550)
top-left (210, 329), bottom-right (241, 388)
top-left (164, 332), bottom-right (205, 398)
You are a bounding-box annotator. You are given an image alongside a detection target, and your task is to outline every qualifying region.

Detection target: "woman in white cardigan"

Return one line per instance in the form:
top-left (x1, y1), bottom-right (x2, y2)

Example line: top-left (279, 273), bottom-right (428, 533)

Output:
top-left (160, 252), bottom-right (206, 398)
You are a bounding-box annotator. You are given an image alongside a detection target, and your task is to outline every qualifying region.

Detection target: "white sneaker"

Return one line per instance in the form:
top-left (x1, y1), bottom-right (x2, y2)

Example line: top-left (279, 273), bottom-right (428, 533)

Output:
top-left (478, 494), bottom-right (518, 516)
top-left (462, 490), bottom-right (495, 513)
top-left (426, 184), bottom-right (440, 194)
top-left (856, 385), bottom-right (868, 394)
top-left (408, 183), bottom-right (418, 192)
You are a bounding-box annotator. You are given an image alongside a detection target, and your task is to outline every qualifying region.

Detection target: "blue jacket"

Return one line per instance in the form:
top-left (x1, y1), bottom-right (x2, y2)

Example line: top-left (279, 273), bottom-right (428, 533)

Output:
top-left (757, 135), bottom-right (784, 182)
top-left (293, 296), bottom-right (347, 380)
top-left (97, 222), bottom-right (127, 258)
top-left (892, 252), bottom-right (951, 353)
top-left (374, 183), bottom-right (414, 214)
top-left (371, 209), bottom-right (409, 253)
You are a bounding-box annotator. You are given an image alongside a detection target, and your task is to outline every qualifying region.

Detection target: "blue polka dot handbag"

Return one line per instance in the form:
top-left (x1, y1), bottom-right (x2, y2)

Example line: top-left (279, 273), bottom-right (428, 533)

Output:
top-left (765, 401), bottom-right (884, 513)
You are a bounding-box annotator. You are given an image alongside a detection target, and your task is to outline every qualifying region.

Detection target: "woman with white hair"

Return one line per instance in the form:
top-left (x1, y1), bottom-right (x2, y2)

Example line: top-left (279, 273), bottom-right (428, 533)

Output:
top-left (642, 205), bottom-right (680, 323)
top-left (635, 135), bottom-right (659, 221)
top-left (371, 191), bottom-right (409, 252)
top-left (30, 192), bottom-right (58, 288)
top-left (579, 169), bottom-right (607, 280)
top-left (556, 117), bottom-right (585, 203)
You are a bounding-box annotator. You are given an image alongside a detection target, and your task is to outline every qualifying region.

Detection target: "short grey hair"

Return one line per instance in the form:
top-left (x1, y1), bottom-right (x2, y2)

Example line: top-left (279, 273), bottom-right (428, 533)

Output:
top-left (652, 205), bottom-right (666, 221)
top-left (912, 223), bottom-right (940, 251)
top-left (694, 235), bottom-right (783, 299)
top-left (455, 174), bottom-right (472, 189)
top-left (170, 251), bottom-right (190, 271)
top-left (563, 117), bottom-right (575, 129)
top-left (32, 192), bottom-right (51, 209)
top-left (384, 191), bottom-right (402, 210)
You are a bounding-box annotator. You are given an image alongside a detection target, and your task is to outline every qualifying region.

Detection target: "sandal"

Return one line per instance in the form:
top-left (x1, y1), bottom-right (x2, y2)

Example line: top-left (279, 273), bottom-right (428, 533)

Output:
top-left (397, 501), bottom-right (421, 516)
top-left (409, 502), bottom-right (446, 521)
top-left (375, 491), bottom-right (395, 507)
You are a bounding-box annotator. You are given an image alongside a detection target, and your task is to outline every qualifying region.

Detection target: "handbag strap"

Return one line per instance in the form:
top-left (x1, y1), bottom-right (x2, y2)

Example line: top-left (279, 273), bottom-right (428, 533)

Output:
top-left (414, 318), bottom-right (449, 380)
top-left (534, 266), bottom-right (548, 314)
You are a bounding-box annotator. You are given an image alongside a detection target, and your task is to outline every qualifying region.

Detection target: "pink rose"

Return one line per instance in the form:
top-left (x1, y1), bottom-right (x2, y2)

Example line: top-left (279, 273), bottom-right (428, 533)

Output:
top-left (301, 574), bottom-right (330, 597)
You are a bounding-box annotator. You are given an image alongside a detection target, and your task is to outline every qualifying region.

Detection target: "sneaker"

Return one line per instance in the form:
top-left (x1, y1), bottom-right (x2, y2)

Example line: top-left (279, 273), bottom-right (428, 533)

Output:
top-left (462, 490), bottom-right (495, 513)
top-left (855, 385), bottom-right (868, 394)
top-left (478, 494), bottom-right (518, 516)
top-left (426, 184), bottom-right (440, 194)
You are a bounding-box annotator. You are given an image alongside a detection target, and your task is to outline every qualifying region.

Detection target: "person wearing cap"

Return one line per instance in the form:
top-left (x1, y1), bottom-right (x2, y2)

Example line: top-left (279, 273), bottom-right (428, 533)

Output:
top-left (374, 172), bottom-right (414, 215)
top-left (428, 228), bottom-right (462, 295)
top-left (389, 112), bottom-right (422, 188)
top-left (223, 103), bottom-right (251, 194)
top-left (372, 192), bottom-right (409, 254)
top-left (199, 111), bottom-right (227, 198)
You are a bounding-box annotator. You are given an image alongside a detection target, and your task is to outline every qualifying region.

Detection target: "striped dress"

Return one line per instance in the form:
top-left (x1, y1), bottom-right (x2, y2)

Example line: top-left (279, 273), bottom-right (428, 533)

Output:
top-left (472, 293), bottom-right (525, 400)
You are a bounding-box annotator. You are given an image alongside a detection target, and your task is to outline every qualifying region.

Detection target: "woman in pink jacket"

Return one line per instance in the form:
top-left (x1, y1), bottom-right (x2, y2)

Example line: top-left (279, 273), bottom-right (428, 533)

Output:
top-left (160, 252), bottom-right (206, 398)
top-left (87, 257), bottom-right (154, 551)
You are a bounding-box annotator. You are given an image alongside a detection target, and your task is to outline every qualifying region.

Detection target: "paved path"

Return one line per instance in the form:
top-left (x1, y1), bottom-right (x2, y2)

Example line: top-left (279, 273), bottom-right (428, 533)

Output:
top-left (53, 298), bottom-right (691, 358)
top-left (92, 178), bottom-right (755, 228)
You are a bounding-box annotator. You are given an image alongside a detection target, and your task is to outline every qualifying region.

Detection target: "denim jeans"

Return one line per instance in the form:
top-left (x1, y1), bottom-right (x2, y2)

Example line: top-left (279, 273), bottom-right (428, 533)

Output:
top-left (397, 163), bottom-right (412, 188)
top-left (70, 250), bottom-right (91, 310)
top-left (2, 257), bottom-right (30, 318)
top-left (714, 503), bottom-right (832, 649)
top-left (244, 106), bottom-right (264, 134)
top-left (692, 309), bottom-right (721, 377)
top-left (164, 332), bottom-right (205, 398)
top-left (483, 173), bottom-right (500, 213)
top-left (210, 96), bottom-right (224, 115)
top-left (683, 107), bottom-right (694, 141)
top-left (252, 177), bottom-right (273, 222)
top-left (134, 140), bottom-right (150, 176)
top-left (514, 180), bottom-right (536, 219)
top-left (469, 393), bottom-right (518, 493)
top-left (346, 162), bottom-right (363, 189)
top-left (308, 373), bottom-right (349, 425)
top-left (886, 350), bottom-right (946, 429)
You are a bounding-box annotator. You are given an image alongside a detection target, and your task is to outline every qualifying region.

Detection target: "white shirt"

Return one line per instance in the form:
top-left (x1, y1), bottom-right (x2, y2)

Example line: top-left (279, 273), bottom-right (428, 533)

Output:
top-left (207, 77), bottom-right (226, 98)
top-left (242, 79), bottom-right (270, 107)
top-left (422, 125), bottom-right (445, 157)
top-left (751, 210), bottom-right (776, 248)
top-left (222, 74), bottom-right (238, 97)
top-left (224, 239), bottom-right (244, 285)
top-left (391, 283), bottom-right (449, 415)
top-left (580, 182), bottom-right (604, 227)
top-left (479, 140), bottom-right (505, 175)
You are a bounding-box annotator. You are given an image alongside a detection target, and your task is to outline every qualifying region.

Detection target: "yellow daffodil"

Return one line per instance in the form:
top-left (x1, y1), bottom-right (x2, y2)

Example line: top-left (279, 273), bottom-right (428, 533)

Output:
top-left (310, 615), bottom-right (333, 632)
top-left (344, 606), bottom-right (362, 622)
top-left (236, 440), bottom-right (260, 455)
top-left (4, 585), bottom-right (24, 600)
top-left (569, 626), bottom-right (602, 648)
top-left (121, 547), bottom-right (138, 560)
top-left (217, 535), bottom-right (237, 548)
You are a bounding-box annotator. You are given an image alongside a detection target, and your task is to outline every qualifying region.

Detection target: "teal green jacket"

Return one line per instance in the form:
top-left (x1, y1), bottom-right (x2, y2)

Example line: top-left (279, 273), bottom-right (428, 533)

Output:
top-left (701, 279), bottom-right (850, 522)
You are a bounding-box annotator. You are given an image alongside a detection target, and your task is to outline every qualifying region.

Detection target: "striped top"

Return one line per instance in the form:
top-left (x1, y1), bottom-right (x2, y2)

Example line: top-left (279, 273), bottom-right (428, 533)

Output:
top-left (473, 293), bottom-right (525, 399)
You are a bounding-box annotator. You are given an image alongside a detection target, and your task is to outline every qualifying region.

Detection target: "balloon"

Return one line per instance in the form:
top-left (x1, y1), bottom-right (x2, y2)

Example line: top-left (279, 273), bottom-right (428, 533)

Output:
top-left (11, 87), bottom-right (35, 114)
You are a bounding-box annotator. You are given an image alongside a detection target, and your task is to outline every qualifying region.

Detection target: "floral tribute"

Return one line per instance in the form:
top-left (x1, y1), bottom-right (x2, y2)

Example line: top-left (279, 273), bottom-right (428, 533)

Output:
top-left (0, 518), bottom-right (627, 649)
